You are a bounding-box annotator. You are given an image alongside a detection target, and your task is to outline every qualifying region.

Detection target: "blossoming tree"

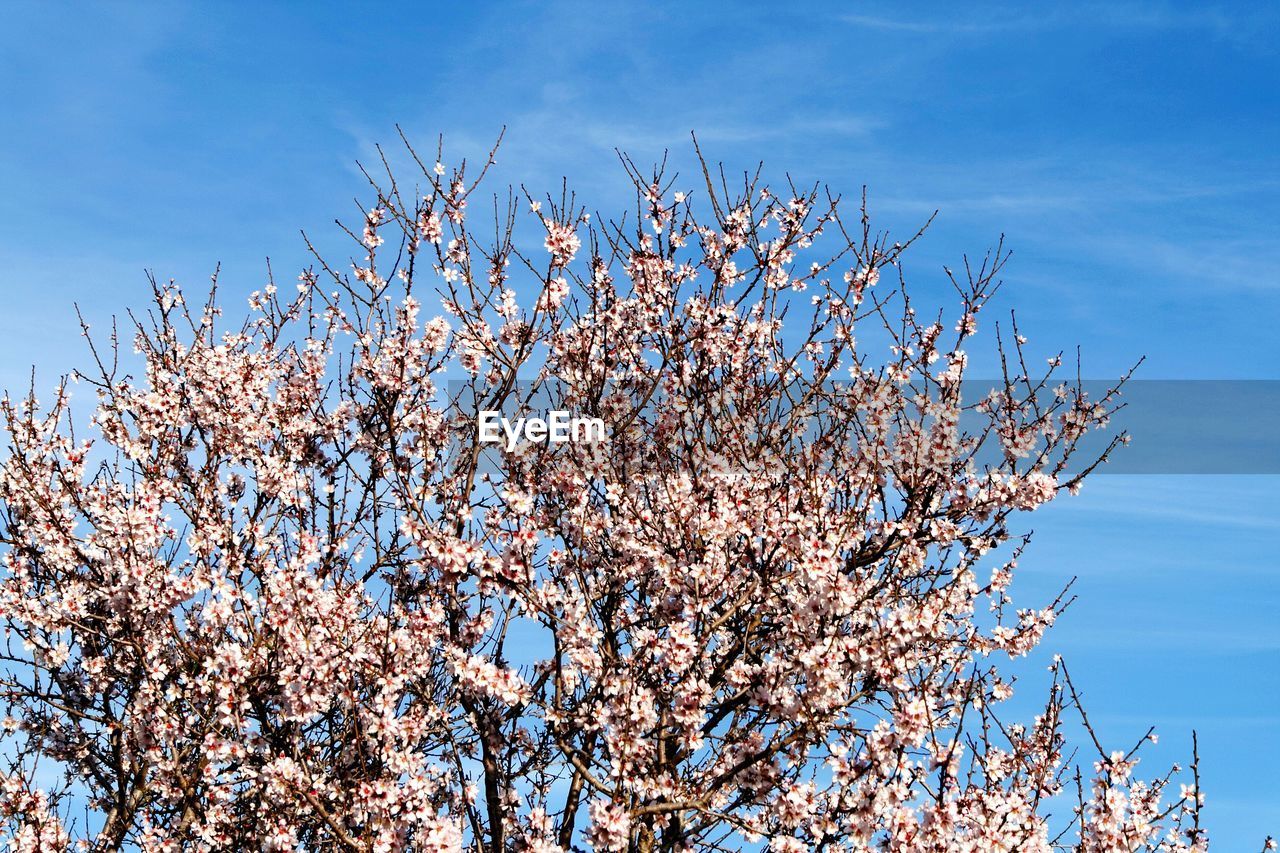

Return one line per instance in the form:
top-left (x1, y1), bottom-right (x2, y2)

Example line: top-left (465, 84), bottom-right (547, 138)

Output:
top-left (0, 136), bottom-right (1258, 852)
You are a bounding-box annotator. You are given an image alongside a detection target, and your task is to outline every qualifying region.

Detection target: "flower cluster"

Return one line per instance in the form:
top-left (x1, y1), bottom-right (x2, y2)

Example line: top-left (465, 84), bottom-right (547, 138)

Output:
top-left (0, 138), bottom-right (1238, 851)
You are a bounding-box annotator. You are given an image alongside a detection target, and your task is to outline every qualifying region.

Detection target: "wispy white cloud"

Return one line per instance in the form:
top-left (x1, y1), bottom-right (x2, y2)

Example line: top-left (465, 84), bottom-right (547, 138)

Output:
top-left (1078, 231), bottom-right (1280, 294)
top-left (838, 12), bottom-right (1046, 35)
top-left (840, 4), bottom-right (1261, 41)
top-left (1052, 625), bottom-right (1280, 653)
top-left (1044, 475), bottom-right (1280, 531)
top-left (1093, 712), bottom-right (1280, 728)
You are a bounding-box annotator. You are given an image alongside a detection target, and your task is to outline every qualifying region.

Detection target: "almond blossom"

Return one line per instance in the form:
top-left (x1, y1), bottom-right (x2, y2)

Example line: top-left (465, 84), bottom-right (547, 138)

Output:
top-left (0, 137), bottom-right (1251, 852)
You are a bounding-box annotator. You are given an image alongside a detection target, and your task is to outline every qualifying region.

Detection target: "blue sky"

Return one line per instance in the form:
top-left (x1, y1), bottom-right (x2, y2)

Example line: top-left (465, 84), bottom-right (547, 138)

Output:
top-left (1, 1), bottom-right (1277, 845)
